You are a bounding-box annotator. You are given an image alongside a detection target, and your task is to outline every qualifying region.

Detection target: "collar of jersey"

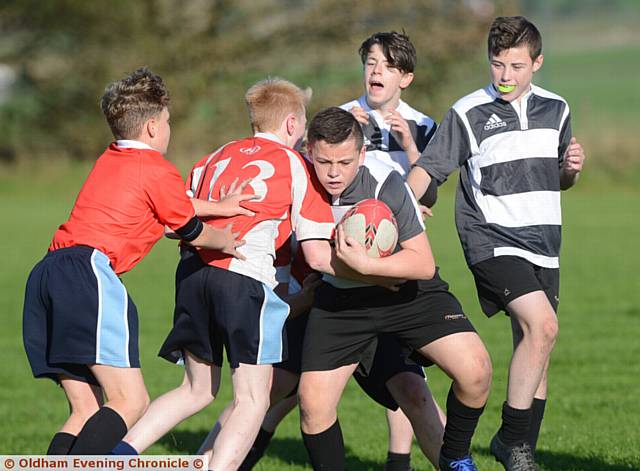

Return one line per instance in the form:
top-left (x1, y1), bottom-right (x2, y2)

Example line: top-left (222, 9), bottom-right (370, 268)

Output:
top-left (254, 132), bottom-right (284, 145)
top-left (487, 83), bottom-right (535, 104)
top-left (115, 139), bottom-right (154, 150)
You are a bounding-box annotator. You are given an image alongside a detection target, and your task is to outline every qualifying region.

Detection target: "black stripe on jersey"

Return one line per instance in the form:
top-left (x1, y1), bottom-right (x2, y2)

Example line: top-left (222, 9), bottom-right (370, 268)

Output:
top-left (466, 102), bottom-right (519, 145)
top-left (484, 223), bottom-right (561, 259)
top-left (388, 122), bottom-right (433, 153)
top-left (362, 120), bottom-right (383, 151)
top-left (460, 219), bottom-right (562, 265)
top-left (527, 95), bottom-right (568, 130)
top-left (479, 158), bottom-right (560, 196)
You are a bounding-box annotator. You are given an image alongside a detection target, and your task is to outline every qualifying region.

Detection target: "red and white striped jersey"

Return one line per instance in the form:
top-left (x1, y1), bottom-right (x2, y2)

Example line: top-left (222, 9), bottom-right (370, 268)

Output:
top-left (187, 133), bottom-right (334, 287)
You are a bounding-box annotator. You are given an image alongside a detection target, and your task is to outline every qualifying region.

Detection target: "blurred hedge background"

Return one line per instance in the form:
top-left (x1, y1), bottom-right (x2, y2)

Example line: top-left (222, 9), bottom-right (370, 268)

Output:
top-left (1, 0), bottom-right (639, 188)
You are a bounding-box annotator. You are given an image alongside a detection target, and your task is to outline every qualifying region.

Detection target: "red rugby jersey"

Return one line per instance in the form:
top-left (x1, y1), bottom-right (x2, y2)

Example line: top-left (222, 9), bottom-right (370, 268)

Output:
top-left (187, 133), bottom-right (333, 287)
top-left (50, 142), bottom-right (195, 274)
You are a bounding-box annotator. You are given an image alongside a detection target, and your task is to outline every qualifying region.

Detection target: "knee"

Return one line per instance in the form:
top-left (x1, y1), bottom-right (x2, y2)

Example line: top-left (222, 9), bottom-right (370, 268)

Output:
top-left (69, 397), bottom-right (102, 422)
top-left (528, 315), bottom-right (558, 349)
top-left (392, 376), bottom-right (431, 415)
top-left (233, 388), bottom-right (270, 416)
top-left (182, 380), bottom-right (216, 411)
top-left (459, 353), bottom-right (493, 398)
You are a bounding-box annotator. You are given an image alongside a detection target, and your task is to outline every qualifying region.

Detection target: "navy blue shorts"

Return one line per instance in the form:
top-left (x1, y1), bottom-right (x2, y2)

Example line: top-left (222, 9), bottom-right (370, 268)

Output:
top-left (159, 249), bottom-right (290, 369)
top-left (352, 334), bottom-right (425, 411)
top-left (23, 246), bottom-right (140, 385)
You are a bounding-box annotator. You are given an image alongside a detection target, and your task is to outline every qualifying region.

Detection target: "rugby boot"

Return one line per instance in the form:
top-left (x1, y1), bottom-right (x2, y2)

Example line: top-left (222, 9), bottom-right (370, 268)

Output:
top-left (490, 432), bottom-right (538, 471)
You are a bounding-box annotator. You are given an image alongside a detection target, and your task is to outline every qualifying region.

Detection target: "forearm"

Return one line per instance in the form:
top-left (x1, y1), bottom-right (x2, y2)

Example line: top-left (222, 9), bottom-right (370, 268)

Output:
top-left (187, 224), bottom-right (227, 250)
top-left (358, 247), bottom-right (435, 280)
top-left (191, 198), bottom-right (222, 218)
top-left (407, 166), bottom-right (432, 200)
top-left (302, 240), bottom-right (403, 286)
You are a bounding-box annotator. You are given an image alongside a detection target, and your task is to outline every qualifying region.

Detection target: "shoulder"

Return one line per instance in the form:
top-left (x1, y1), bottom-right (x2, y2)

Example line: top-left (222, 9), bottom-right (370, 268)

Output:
top-left (531, 84), bottom-right (568, 105)
top-left (397, 100), bottom-right (436, 127)
top-left (362, 157), bottom-right (397, 185)
top-left (451, 86), bottom-right (497, 116)
top-left (339, 96), bottom-right (366, 111)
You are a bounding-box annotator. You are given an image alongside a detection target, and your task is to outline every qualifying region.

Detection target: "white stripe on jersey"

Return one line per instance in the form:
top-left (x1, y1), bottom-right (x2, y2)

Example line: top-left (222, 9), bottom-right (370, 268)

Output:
top-left (474, 191), bottom-right (562, 228)
top-left (474, 128), bottom-right (560, 168)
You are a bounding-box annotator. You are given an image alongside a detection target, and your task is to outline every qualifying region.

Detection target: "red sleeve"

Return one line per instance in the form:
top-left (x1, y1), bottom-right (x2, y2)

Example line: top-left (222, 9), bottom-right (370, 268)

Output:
top-left (289, 153), bottom-right (334, 241)
top-left (144, 158), bottom-right (196, 230)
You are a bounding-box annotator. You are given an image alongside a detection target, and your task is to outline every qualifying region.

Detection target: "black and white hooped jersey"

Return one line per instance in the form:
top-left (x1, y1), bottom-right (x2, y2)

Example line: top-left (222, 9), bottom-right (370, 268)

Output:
top-left (416, 84), bottom-right (572, 269)
top-left (340, 96), bottom-right (436, 176)
top-left (325, 159), bottom-right (425, 288)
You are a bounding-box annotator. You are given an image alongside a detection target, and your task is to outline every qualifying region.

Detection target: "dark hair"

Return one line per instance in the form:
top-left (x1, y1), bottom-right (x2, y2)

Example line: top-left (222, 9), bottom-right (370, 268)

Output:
top-left (100, 67), bottom-right (170, 140)
top-left (488, 16), bottom-right (542, 60)
top-left (359, 31), bottom-right (416, 73)
top-left (307, 107), bottom-right (364, 150)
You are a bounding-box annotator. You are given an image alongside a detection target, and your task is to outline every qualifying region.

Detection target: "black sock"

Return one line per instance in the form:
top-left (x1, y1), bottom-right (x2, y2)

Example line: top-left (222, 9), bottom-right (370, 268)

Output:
top-left (302, 420), bottom-right (345, 470)
top-left (68, 407), bottom-right (128, 454)
top-left (440, 387), bottom-right (485, 460)
top-left (498, 402), bottom-right (532, 446)
top-left (238, 427), bottom-right (274, 470)
top-left (384, 451), bottom-right (411, 471)
top-left (528, 398), bottom-right (546, 452)
top-left (47, 432), bottom-right (76, 455)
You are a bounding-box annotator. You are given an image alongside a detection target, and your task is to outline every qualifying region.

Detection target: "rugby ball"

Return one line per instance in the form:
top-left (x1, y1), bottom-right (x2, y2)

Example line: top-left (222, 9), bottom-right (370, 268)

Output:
top-left (338, 199), bottom-right (398, 258)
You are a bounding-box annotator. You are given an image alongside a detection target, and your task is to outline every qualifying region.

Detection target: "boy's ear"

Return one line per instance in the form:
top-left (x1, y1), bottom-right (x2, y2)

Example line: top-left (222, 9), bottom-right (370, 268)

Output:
top-left (286, 114), bottom-right (296, 136)
top-left (399, 72), bottom-right (414, 90)
top-left (146, 117), bottom-right (157, 138)
top-left (532, 54), bottom-right (544, 73)
top-left (357, 144), bottom-right (366, 165)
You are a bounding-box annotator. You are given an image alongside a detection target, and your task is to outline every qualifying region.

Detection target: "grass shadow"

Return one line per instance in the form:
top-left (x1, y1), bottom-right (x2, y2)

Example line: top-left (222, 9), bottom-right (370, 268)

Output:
top-left (474, 446), bottom-right (639, 471)
top-left (157, 432), bottom-right (383, 469)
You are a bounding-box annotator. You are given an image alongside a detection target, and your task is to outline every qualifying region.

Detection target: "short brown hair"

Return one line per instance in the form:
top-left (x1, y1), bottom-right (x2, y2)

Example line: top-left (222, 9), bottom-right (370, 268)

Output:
top-left (359, 31), bottom-right (416, 73)
top-left (488, 16), bottom-right (542, 60)
top-left (100, 67), bottom-right (170, 140)
top-left (307, 107), bottom-right (364, 150)
top-left (245, 78), bottom-right (310, 133)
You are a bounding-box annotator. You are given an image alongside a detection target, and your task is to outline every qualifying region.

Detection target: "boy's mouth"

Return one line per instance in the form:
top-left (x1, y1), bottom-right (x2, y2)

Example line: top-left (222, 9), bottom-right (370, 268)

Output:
top-left (369, 80), bottom-right (384, 90)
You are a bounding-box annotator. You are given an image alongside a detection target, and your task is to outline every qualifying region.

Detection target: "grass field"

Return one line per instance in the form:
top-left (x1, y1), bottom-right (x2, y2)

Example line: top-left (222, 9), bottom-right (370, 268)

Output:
top-left (1, 164), bottom-right (639, 470)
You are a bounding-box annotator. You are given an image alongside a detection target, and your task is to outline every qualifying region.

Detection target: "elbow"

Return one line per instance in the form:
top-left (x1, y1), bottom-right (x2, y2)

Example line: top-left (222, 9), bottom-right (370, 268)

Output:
top-left (304, 254), bottom-right (326, 274)
top-left (420, 176), bottom-right (438, 207)
top-left (422, 265), bottom-right (436, 280)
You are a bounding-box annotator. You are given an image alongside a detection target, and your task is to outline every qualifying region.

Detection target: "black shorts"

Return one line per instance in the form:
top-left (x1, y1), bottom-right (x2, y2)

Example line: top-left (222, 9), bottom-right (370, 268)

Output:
top-left (278, 317), bottom-right (425, 409)
top-left (301, 271), bottom-right (476, 374)
top-left (23, 246), bottom-right (140, 385)
top-left (470, 256), bottom-right (560, 317)
top-left (352, 334), bottom-right (424, 410)
top-left (159, 249), bottom-right (290, 369)
top-left (275, 312), bottom-right (309, 374)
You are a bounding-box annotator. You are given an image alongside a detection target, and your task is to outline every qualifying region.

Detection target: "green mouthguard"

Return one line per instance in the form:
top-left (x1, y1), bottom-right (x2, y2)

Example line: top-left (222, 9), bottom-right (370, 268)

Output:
top-left (498, 84), bottom-right (515, 93)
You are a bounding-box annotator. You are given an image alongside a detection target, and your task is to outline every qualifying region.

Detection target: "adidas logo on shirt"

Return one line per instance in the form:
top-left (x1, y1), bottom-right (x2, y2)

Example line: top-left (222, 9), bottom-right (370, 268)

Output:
top-left (484, 113), bottom-right (507, 131)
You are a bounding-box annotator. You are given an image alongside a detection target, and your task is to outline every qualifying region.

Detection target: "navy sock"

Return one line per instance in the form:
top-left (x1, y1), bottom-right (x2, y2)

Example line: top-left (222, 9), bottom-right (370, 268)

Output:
top-left (47, 432), bottom-right (76, 455)
top-left (528, 398), bottom-right (546, 452)
top-left (68, 407), bottom-right (128, 454)
top-left (384, 451), bottom-right (411, 471)
top-left (498, 402), bottom-right (532, 446)
top-left (238, 427), bottom-right (274, 470)
top-left (111, 440), bottom-right (138, 455)
top-left (302, 420), bottom-right (345, 470)
top-left (440, 387), bottom-right (484, 460)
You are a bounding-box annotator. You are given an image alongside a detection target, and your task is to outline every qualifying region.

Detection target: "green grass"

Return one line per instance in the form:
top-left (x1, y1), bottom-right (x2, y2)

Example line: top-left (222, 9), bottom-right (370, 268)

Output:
top-left (1, 167), bottom-right (639, 470)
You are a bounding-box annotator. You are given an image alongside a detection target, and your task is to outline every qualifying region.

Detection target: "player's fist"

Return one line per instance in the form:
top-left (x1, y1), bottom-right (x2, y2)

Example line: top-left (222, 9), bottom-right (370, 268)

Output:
top-left (562, 137), bottom-right (586, 175)
top-left (348, 106), bottom-right (370, 125)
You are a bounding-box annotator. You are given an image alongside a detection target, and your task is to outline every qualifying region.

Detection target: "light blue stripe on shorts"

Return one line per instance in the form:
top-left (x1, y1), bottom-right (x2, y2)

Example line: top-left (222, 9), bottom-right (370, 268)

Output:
top-left (90, 249), bottom-right (130, 367)
top-left (257, 284), bottom-right (290, 364)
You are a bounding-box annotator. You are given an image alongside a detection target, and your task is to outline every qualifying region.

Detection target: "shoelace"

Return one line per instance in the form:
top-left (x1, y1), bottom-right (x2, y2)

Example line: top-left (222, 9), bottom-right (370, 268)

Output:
top-left (447, 457), bottom-right (478, 471)
top-left (510, 443), bottom-right (538, 470)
